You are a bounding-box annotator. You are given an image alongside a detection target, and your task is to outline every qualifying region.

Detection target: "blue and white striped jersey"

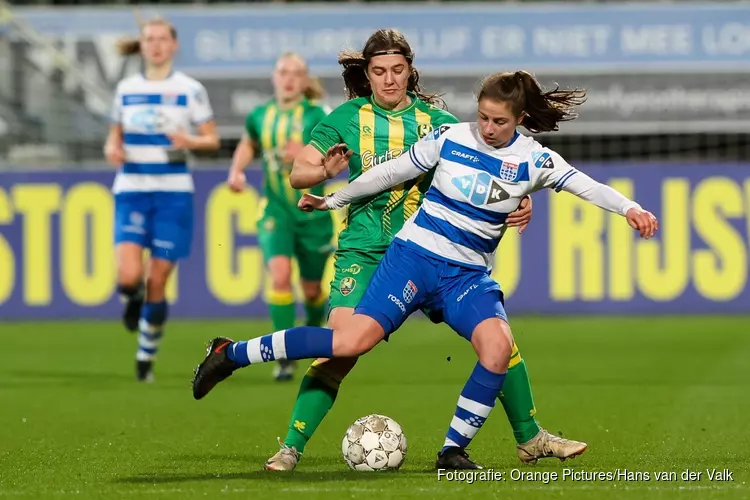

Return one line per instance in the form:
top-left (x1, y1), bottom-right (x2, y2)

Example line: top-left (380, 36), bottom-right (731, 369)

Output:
top-left (110, 71), bottom-right (214, 194)
top-left (326, 121), bottom-right (640, 271)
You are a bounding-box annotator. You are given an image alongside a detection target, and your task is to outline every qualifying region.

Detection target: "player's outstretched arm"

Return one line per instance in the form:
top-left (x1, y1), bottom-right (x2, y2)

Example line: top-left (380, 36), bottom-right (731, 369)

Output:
top-left (298, 150), bottom-right (427, 212)
top-left (560, 171), bottom-right (659, 239)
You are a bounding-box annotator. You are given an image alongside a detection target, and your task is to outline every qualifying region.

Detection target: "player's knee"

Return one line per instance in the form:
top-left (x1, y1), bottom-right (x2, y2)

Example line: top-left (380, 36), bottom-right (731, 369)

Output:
top-left (472, 319), bottom-right (514, 373)
top-left (268, 258), bottom-right (293, 291)
top-left (301, 281), bottom-right (322, 301)
top-left (117, 268), bottom-right (142, 289)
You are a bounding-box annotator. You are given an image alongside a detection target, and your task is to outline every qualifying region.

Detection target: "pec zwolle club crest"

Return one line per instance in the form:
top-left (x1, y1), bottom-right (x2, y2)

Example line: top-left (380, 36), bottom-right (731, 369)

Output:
top-left (340, 277), bottom-right (356, 296)
top-left (499, 161), bottom-right (518, 182)
top-left (403, 280), bottom-right (418, 304)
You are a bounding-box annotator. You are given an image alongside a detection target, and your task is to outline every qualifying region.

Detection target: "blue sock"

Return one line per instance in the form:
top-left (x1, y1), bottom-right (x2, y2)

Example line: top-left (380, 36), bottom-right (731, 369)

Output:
top-left (137, 301), bottom-right (168, 362)
top-left (226, 326), bottom-right (334, 367)
top-left (441, 362), bottom-right (506, 455)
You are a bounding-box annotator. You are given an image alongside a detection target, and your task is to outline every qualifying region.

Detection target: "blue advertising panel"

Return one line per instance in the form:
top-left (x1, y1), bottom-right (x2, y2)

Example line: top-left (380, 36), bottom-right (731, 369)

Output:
top-left (7, 4), bottom-right (750, 75)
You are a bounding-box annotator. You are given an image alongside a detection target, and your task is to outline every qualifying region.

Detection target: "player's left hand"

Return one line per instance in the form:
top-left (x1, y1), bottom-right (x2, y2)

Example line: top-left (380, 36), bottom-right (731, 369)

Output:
top-left (505, 195), bottom-right (533, 234)
top-left (298, 193), bottom-right (330, 212)
top-left (167, 130), bottom-right (195, 150)
top-left (283, 141), bottom-right (304, 163)
top-left (626, 207), bottom-right (659, 239)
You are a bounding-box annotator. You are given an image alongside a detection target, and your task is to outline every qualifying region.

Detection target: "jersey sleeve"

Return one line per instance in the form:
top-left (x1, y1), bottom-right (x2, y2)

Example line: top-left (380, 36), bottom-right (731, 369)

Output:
top-left (408, 123), bottom-right (452, 173)
top-left (309, 104), bottom-right (350, 154)
top-left (303, 105), bottom-right (329, 144)
top-left (189, 82), bottom-right (214, 125)
top-left (530, 148), bottom-right (578, 192)
top-left (110, 83), bottom-right (123, 124)
top-left (532, 148), bottom-right (641, 216)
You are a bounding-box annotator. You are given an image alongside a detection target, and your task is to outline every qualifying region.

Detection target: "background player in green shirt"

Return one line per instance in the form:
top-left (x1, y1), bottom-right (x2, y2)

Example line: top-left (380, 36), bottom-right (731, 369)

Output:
top-left (264, 30), bottom-right (586, 470)
top-left (228, 53), bottom-right (334, 382)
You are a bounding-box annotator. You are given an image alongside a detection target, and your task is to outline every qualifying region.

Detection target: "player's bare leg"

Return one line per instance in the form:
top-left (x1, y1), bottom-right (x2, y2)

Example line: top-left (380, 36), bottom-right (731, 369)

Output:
top-left (135, 257), bottom-right (174, 382)
top-left (267, 256), bottom-right (297, 382)
top-left (116, 243), bottom-right (145, 333)
top-left (266, 307), bottom-right (358, 471)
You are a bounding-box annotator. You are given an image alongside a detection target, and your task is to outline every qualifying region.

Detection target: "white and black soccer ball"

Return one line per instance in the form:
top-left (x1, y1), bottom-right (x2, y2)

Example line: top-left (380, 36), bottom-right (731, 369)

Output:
top-left (341, 414), bottom-right (407, 471)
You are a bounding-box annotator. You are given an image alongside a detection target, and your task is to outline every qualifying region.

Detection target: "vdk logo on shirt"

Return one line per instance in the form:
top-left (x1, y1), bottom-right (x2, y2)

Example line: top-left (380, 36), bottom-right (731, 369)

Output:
top-left (452, 172), bottom-right (510, 205)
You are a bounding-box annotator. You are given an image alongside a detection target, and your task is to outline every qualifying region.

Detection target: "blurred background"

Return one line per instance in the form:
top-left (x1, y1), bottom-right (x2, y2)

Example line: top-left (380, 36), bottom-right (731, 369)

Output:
top-left (0, 0), bottom-right (749, 319)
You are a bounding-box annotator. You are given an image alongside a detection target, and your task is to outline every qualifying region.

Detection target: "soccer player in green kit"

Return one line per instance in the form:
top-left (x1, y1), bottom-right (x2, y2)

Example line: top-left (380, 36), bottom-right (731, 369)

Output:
top-left (228, 52), bottom-right (333, 382)
top-left (263, 30), bottom-right (587, 469)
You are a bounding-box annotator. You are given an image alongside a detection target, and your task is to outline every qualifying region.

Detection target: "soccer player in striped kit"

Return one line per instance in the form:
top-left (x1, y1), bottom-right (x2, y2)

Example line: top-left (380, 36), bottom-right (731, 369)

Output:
top-left (192, 69), bottom-right (659, 469)
top-left (104, 18), bottom-right (220, 382)
top-left (227, 53), bottom-right (334, 382)
top-left (195, 29), bottom-right (586, 471)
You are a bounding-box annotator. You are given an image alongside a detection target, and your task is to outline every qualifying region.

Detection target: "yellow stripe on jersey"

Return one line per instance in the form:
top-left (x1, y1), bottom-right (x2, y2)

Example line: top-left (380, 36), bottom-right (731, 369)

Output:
top-left (382, 114), bottom-right (405, 233)
top-left (404, 109), bottom-right (432, 221)
top-left (358, 104), bottom-right (375, 172)
top-left (261, 105), bottom-right (279, 196)
top-left (291, 104), bottom-right (309, 195)
top-left (275, 111), bottom-right (294, 204)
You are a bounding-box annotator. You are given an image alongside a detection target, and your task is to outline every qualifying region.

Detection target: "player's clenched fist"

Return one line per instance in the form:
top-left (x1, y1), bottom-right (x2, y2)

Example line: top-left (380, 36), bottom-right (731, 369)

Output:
top-left (298, 193), bottom-right (329, 212)
top-left (626, 208), bottom-right (659, 239)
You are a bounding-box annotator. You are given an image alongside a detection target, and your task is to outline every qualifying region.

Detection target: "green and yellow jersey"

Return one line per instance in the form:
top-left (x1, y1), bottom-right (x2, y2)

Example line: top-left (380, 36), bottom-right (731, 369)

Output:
top-left (309, 92), bottom-right (458, 253)
top-left (246, 97), bottom-right (329, 219)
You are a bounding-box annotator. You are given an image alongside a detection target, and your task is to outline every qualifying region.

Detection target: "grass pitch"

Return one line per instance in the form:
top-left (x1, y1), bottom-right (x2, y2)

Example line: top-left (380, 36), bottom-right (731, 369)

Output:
top-left (1, 316), bottom-right (749, 499)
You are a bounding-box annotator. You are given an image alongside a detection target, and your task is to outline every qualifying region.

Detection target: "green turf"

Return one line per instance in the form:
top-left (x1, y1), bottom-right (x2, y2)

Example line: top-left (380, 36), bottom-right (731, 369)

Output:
top-left (1, 316), bottom-right (749, 499)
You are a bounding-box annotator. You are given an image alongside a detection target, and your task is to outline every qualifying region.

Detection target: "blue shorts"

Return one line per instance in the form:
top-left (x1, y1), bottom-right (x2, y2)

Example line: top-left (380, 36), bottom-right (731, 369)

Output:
top-left (114, 192), bottom-right (194, 262)
top-left (354, 240), bottom-right (507, 341)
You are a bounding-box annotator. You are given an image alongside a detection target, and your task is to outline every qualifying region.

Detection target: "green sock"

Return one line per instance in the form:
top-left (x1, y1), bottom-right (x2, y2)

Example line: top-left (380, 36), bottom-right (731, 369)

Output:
top-left (304, 294), bottom-right (328, 327)
top-left (267, 290), bottom-right (296, 331)
top-left (498, 345), bottom-right (541, 444)
top-left (283, 362), bottom-right (340, 453)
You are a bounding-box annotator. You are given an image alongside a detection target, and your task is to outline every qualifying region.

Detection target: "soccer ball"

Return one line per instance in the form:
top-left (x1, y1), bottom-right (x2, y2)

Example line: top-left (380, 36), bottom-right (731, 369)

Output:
top-left (341, 414), bottom-right (407, 471)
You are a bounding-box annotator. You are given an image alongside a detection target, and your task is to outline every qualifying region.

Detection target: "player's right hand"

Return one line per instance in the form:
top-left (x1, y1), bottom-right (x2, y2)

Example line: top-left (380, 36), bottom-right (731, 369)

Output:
top-left (626, 207), bottom-right (659, 239)
top-left (227, 170), bottom-right (246, 193)
top-left (298, 193), bottom-right (330, 212)
top-left (323, 143), bottom-right (353, 179)
top-left (104, 143), bottom-right (125, 167)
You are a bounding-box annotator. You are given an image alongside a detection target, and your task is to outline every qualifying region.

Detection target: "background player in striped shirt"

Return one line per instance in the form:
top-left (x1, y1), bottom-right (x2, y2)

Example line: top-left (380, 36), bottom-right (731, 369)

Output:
top-left (198, 29), bottom-right (585, 471)
top-left (191, 69), bottom-right (658, 469)
top-left (104, 18), bottom-right (220, 382)
top-left (227, 53), bottom-right (333, 382)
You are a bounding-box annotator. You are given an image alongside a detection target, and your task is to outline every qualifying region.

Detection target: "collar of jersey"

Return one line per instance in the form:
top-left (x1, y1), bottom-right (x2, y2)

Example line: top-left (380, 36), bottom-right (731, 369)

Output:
top-left (369, 91), bottom-right (417, 117)
top-left (272, 97), bottom-right (308, 113)
top-left (139, 70), bottom-right (175, 81)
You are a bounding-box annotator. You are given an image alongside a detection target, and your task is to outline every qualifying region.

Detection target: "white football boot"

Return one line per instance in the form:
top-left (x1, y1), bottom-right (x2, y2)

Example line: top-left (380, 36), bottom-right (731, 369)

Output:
top-left (264, 439), bottom-right (301, 471)
top-left (516, 428), bottom-right (588, 464)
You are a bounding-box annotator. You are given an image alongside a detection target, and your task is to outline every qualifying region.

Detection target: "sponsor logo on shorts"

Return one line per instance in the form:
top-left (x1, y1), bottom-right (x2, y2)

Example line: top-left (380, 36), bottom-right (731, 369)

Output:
top-left (388, 294), bottom-right (406, 314)
top-left (263, 217), bottom-right (275, 231)
top-left (152, 239), bottom-right (175, 250)
top-left (122, 211), bottom-right (146, 235)
top-left (340, 277), bottom-right (356, 296)
top-left (403, 280), bottom-right (418, 304)
top-left (342, 263), bottom-right (362, 275)
top-left (457, 283), bottom-right (479, 302)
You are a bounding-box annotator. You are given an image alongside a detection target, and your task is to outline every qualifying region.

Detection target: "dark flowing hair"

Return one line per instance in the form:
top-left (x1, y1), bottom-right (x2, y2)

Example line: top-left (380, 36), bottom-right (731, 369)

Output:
top-left (478, 70), bottom-right (587, 133)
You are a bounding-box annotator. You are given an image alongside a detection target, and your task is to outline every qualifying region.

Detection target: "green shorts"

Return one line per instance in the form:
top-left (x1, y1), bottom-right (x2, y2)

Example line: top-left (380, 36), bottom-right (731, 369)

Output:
top-left (257, 205), bottom-right (334, 281)
top-left (329, 247), bottom-right (446, 325)
top-left (328, 249), bottom-right (384, 310)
